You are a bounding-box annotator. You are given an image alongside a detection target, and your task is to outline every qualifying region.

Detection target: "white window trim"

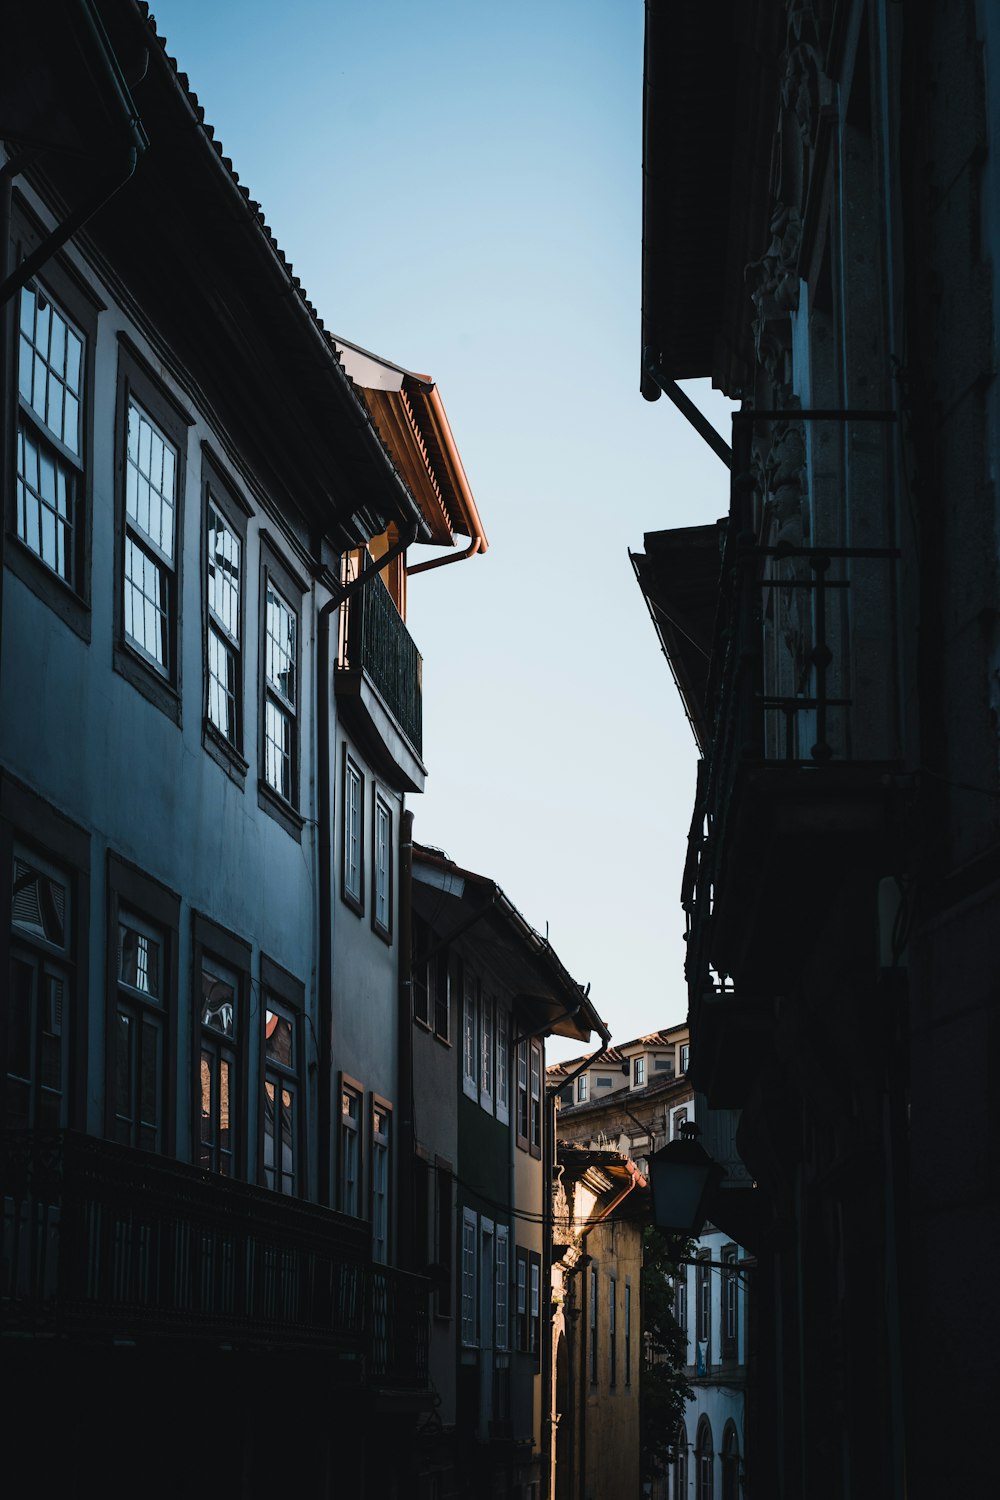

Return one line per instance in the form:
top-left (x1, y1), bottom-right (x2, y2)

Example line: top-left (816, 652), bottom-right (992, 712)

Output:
top-left (479, 989), bottom-right (494, 1114)
top-left (495, 1223), bottom-right (510, 1350)
top-left (495, 1003), bottom-right (509, 1125)
top-left (461, 1206), bottom-right (478, 1346)
top-left (462, 972), bottom-right (478, 1101)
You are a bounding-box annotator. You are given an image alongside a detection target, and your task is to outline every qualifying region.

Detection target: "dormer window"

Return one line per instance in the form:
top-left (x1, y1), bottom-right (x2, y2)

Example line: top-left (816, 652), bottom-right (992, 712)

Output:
top-left (633, 1056), bottom-right (645, 1087)
top-left (577, 1073), bottom-right (589, 1103)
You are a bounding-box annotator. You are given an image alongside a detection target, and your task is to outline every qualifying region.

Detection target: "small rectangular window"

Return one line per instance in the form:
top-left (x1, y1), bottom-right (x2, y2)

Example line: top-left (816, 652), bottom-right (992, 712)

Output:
top-left (633, 1055), bottom-right (646, 1086)
top-left (577, 1073), bottom-right (589, 1103)
top-left (342, 751), bottom-right (364, 911)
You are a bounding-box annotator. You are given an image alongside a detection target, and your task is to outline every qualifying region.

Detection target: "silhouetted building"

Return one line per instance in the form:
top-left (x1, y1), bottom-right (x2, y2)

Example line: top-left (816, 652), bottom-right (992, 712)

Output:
top-left (635, 2), bottom-right (1000, 1498)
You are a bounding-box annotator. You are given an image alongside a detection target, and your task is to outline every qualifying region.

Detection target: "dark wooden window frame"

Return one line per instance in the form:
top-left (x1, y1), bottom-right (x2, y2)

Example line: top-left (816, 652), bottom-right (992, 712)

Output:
top-left (191, 911), bottom-right (251, 1179)
top-left (338, 1070), bottom-right (364, 1217)
top-left (257, 532), bottom-right (306, 838)
top-left (0, 773), bottom-right (89, 1132)
top-left (529, 1038), bottom-right (542, 1159)
top-left (112, 336), bottom-right (192, 723)
top-left (259, 952), bottom-right (306, 1198)
top-left (5, 195), bottom-right (101, 642)
top-left (201, 444), bottom-right (250, 786)
top-left (370, 1091), bottom-right (393, 1262)
top-left (341, 745), bottom-right (365, 915)
top-left (105, 851), bottom-right (180, 1155)
top-left (371, 788), bottom-right (393, 944)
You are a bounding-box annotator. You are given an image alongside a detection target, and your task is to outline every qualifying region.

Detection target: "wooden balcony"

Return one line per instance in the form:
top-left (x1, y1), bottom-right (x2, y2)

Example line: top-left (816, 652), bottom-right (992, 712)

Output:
top-left (336, 570), bottom-right (424, 789)
top-left (1, 1131), bottom-right (428, 1388)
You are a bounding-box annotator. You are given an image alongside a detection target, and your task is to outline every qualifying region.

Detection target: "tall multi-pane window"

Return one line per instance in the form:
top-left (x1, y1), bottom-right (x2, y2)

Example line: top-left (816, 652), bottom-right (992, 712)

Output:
top-left (674, 1426), bottom-right (689, 1500)
top-left (675, 1265), bottom-right (688, 1335)
top-left (462, 1208), bottom-right (478, 1345)
top-left (373, 796), bottom-right (391, 938)
top-left (495, 1004), bottom-right (509, 1123)
top-left (114, 912), bottom-right (165, 1151)
top-left (340, 1081), bottom-right (361, 1215)
top-left (8, 849), bottom-right (72, 1128)
top-left (199, 957), bottom-right (239, 1176)
top-left (124, 399), bottom-right (177, 674)
top-left (722, 1246), bottom-right (738, 1359)
top-left (480, 990), bottom-right (494, 1111)
top-left (529, 1255), bottom-right (541, 1361)
top-left (263, 1001), bottom-right (298, 1195)
top-left (463, 969), bottom-right (478, 1099)
top-left (263, 580), bottom-right (297, 804)
top-left (515, 1249), bottom-right (529, 1351)
top-left (589, 1266), bottom-right (598, 1383)
top-left (609, 1276), bottom-right (618, 1386)
top-left (206, 499), bottom-right (241, 746)
top-left (16, 283), bottom-right (84, 585)
top-left (529, 1040), bottom-right (542, 1156)
top-left (697, 1418), bottom-right (714, 1500)
top-left (516, 1038), bottom-right (529, 1147)
top-left (697, 1254), bottom-right (711, 1347)
top-left (342, 754), bottom-right (363, 909)
top-left (372, 1100), bottom-right (391, 1261)
top-left (495, 1224), bottom-right (510, 1350)
top-left (634, 1055), bottom-right (646, 1086)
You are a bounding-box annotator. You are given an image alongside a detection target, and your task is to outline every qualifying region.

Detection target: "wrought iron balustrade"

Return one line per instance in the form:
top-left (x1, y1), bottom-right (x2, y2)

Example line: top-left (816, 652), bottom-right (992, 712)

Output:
top-left (1, 1131), bottom-right (427, 1383)
top-left (337, 566), bottom-right (423, 755)
top-left (682, 407), bottom-right (903, 1003)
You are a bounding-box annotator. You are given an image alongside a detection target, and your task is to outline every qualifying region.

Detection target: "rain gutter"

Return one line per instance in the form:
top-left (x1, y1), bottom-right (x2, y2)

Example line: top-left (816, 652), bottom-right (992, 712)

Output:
top-left (0, 0), bottom-right (149, 306)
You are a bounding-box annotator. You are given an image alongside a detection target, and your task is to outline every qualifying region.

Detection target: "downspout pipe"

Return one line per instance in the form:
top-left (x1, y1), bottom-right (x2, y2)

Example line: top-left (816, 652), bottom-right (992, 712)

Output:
top-left (643, 348), bottom-right (733, 470)
top-left (405, 533), bottom-right (482, 577)
top-left (0, 0), bottom-right (149, 306)
top-left (315, 522), bottom-right (418, 1204)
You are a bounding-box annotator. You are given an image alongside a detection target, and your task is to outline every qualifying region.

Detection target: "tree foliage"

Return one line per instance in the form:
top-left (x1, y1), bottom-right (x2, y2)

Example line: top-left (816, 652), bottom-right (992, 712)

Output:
top-left (640, 1226), bottom-right (695, 1486)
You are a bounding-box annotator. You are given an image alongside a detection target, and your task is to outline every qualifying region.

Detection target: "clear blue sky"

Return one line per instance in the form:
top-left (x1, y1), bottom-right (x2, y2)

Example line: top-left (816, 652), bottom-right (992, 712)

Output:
top-left (150, 0), bottom-right (733, 1059)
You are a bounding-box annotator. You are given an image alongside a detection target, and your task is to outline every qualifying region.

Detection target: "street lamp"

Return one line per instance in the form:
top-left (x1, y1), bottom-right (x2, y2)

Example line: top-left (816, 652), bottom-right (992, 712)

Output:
top-left (647, 1122), bottom-right (726, 1236)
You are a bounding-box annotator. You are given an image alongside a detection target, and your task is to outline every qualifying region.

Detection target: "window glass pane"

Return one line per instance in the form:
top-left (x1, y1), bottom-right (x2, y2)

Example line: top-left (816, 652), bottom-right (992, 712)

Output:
top-left (208, 624), bottom-right (238, 742)
top-left (208, 502), bottom-right (240, 642)
top-left (266, 583), bottom-right (296, 706)
top-left (118, 920), bottom-right (161, 999)
top-left (265, 1009), bottom-right (294, 1069)
top-left (201, 966), bottom-right (236, 1036)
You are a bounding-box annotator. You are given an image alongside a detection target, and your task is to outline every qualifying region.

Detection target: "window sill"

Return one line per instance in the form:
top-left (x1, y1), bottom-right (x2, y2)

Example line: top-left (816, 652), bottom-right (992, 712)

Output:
top-left (114, 642), bottom-right (181, 724)
top-left (341, 887), bottom-right (365, 918)
top-left (257, 779), bottom-right (303, 841)
top-left (202, 720), bottom-right (248, 787)
top-left (5, 534), bottom-right (91, 642)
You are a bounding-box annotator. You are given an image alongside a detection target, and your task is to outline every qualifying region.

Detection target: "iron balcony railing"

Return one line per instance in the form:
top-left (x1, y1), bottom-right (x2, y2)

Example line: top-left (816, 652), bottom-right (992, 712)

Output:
top-left (682, 408), bottom-right (902, 1003)
top-left (337, 565), bottom-right (423, 756)
top-left (1, 1130), bottom-right (428, 1386)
